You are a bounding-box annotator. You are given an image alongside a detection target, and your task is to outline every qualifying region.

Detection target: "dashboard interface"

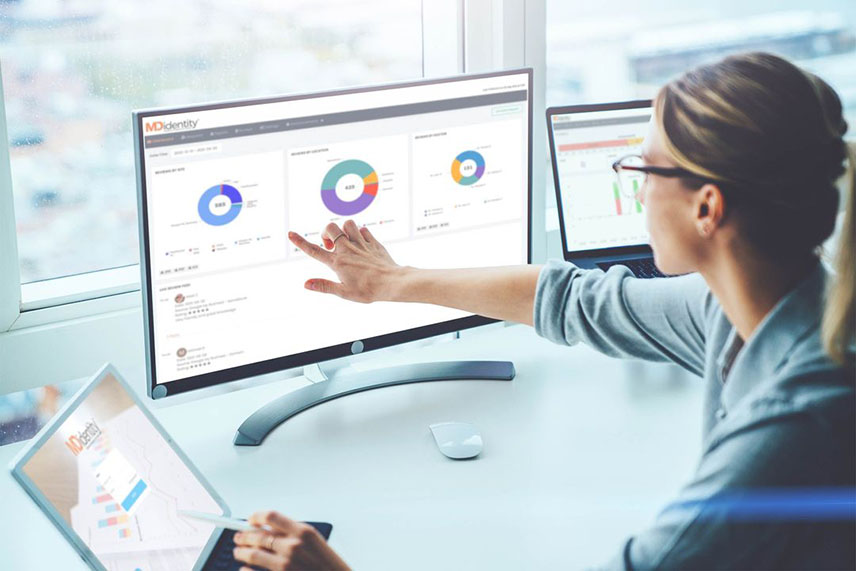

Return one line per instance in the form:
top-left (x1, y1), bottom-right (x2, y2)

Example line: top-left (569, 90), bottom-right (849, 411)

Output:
top-left (550, 105), bottom-right (651, 253)
top-left (137, 71), bottom-right (531, 392)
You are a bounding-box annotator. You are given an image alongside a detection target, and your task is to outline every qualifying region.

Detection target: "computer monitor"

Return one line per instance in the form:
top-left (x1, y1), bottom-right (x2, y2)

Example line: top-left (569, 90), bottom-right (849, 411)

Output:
top-left (547, 101), bottom-right (652, 258)
top-left (547, 101), bottom-right (669, 278)
top-left (134, 69), bottom-right (532, 411)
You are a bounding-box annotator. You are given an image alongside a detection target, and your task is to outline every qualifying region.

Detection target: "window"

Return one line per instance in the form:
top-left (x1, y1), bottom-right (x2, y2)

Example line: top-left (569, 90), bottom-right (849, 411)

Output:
top-left (545, 2), bottom-right (856, 191)
top-left (546, 2), bottom-right (856, 118)
top-left (3, 0), bottom-right (423, 284)
top-left (544, 0), bottom-right (855, 245)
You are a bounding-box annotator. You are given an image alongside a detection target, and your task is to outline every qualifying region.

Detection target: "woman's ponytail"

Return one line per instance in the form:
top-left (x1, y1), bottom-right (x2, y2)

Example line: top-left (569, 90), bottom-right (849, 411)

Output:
top-left (822, 142), bottom-right (855, 365)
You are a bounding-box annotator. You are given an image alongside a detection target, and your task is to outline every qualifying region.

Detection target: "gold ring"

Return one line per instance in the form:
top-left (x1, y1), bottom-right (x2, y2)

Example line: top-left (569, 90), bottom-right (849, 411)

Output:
top-left (266, 535), bottom-right (275, 551)
top-left (332, 232), bottom-right (348, 244)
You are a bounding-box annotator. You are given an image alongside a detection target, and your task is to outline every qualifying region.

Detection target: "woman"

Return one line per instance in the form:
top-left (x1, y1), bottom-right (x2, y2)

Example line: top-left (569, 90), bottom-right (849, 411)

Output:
top-left (234, 52), bottom-right (855, 570)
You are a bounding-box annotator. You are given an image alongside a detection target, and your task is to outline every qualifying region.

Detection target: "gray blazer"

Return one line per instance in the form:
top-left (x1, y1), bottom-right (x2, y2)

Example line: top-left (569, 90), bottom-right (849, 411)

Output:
top-left (533, 260), bottom-right (855, 570)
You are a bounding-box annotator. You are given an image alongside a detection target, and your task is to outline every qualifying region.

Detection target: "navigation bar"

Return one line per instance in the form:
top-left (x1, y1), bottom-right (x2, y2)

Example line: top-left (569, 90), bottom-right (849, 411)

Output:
top-left (145, 90), bottom-right (528, 149)
top-left (551, 115), bottom-right (650, 131)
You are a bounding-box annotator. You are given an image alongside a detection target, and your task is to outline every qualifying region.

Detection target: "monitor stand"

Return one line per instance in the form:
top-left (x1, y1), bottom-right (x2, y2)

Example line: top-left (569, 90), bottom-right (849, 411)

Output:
top-left (233, 360), bottom-right (515, 446)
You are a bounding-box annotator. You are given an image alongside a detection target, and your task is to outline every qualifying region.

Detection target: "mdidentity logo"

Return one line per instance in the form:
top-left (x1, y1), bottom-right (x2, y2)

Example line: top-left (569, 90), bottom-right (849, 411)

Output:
top-left (65, 418), bottom-right (102, 456)
top-left (145, 118), bottom-right (199, 133)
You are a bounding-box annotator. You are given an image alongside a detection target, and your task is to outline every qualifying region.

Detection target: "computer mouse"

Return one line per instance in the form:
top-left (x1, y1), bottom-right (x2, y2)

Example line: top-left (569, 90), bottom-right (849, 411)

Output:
top-left (429, 422), bottom-right (483, 460)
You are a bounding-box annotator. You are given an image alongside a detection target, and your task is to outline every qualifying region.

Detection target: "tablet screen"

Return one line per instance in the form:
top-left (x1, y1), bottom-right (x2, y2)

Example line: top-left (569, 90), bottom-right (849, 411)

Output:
top-left (19, 371), bottom-right (223, 570)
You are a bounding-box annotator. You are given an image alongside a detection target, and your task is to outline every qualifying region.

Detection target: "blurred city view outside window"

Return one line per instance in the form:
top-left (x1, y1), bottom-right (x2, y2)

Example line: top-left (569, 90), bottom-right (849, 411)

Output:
top-left (547, 1), bottom-right (856, 126)
top-left (2, 0), bottom-right (423, 284)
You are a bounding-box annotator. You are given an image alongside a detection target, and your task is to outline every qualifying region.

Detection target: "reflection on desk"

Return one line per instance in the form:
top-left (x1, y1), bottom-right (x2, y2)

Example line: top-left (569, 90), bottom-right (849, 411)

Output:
top-left (0, 324), bottom-right (703, 570)
top-left (0, 377), bottom-right (87, 446)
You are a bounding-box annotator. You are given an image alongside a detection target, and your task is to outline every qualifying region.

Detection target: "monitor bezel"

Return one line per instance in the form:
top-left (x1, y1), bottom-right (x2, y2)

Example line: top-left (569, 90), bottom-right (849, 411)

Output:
top-left (134, 68), bottom-right (533, 398)
top-left (546, 99), bottom-right (652, 261)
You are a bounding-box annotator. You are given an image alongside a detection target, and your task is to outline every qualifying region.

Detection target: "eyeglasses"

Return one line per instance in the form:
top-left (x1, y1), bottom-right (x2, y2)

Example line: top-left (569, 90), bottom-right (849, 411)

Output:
top-left (611, 154), bottom-right (708, 198)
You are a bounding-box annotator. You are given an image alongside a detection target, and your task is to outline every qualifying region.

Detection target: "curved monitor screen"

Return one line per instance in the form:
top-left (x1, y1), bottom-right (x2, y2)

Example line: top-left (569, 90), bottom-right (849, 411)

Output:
top-left (135, 69), bottom-right (532, 397)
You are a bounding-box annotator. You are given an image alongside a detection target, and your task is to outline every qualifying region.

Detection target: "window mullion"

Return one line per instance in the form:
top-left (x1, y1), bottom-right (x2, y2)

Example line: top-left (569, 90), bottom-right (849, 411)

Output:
top-left (0, 65), bottom-right (21, 333)
top-left (463, 0), bottom-right (494, 72)
top-left (462, 0), bottom-right (548, 263)
top-left (523, 0), bottom-right (547, 263)
top-left (463, 0), bottom-right (526, 72)
top-left (422, 0), bottom-right (465, 77)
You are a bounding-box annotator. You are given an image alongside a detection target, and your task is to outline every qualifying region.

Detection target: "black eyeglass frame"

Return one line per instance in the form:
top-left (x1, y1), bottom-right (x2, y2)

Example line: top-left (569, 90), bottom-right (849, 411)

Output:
top-left (611, 154), bottom-right (709, 182)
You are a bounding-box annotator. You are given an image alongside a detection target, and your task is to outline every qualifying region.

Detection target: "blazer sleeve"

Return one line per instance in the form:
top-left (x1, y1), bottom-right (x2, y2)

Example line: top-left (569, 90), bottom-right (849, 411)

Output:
top-left (600, 395), bottom-right (855, 570)
top-left (533, 260), bottom-right (712, 376)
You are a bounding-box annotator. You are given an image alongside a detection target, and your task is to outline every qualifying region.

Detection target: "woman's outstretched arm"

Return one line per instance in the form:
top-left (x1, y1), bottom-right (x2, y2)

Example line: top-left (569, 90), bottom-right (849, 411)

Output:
top-left (288, 220), bottom-right (542, 326)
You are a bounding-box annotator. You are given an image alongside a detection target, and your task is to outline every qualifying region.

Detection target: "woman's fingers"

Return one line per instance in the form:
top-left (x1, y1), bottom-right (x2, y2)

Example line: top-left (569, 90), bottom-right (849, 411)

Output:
top-left (289, 232), bottom-right (334, 265)
top-left (237, 512), bottom-right (351, 571)
top-left (305, 278), bottom-right (344, 297)
top-left (342, 219), bottom-right (366, 245)
top-left (359, 225), bottom-right (376, 243)
top-left (233, 546), bottom-right (287, 570)
top-left (233, 529), bottom-right (280, 550)
top-left (295, 220), bottom-right (372, 254)
top-left (322, 222), bottom-right (346, 244)
top-left (249, 510), bottom-right (300, 535)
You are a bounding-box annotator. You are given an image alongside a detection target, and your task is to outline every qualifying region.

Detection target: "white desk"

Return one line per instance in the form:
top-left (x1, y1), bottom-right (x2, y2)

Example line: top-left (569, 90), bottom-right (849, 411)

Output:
top-left (0, 325), bottom-right (703, 570)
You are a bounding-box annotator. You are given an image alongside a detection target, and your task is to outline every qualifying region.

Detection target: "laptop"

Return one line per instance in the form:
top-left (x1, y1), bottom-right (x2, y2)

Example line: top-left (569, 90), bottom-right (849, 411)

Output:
top-left (9, 364), bottom-right (331, 571)
top-left (546, 100), bottom-right (666, 278)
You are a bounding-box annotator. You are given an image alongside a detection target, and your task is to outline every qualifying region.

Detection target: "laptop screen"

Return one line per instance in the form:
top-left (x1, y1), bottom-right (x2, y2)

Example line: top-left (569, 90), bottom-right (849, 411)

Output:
top-left (17, 371), bottom-right (222, 569)
top-left (549, 104), bottom-right (652, 253)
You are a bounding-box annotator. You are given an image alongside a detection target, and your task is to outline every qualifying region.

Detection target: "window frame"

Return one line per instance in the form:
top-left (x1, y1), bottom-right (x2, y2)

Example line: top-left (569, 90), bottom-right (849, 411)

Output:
top-left (0, 63), bottom-right (20, 333)
top-left (0, 0), bottom-right (548, 392)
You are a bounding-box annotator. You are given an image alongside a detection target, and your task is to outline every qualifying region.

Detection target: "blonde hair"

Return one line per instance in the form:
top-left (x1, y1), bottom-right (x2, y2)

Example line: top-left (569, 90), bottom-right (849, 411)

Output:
top-left (654, 52), bottom-right (854, 365)
top-left (822, 143), bottom-right (855, 364)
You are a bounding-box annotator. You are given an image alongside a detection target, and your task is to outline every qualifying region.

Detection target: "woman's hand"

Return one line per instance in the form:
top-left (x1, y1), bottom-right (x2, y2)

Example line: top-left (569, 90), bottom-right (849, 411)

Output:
top-left (289, 219), bottom-right (403, 303)
top-left (232, 510), bottom-right (350, 571)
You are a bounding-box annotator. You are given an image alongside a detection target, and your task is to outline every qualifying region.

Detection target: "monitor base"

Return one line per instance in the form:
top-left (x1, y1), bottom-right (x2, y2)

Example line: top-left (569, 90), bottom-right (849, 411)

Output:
top-left (233, 360), bottom-right (515, 446)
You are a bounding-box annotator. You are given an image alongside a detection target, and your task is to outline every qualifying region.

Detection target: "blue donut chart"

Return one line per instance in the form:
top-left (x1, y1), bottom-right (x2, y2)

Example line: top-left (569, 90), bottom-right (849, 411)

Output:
top-left (451, 150), bottom-right (486, 185)
top-left (198, 184), bottom-right (243, 226)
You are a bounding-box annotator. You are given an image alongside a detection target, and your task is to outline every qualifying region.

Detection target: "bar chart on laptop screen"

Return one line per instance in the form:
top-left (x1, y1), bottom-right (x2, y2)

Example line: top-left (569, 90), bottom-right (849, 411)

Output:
top-left (554, 114), bottom-right (650, 251)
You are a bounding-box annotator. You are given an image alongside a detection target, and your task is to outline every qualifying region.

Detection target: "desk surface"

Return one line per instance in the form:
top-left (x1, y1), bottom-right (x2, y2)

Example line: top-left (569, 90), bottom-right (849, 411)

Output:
top-left (0, 325), bottom-right (703, 570)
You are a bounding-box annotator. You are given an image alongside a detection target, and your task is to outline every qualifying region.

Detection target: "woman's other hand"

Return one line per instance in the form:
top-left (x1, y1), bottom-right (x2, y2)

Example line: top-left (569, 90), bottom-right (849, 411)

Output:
top-left (233, 510), bottom-right (350, 571)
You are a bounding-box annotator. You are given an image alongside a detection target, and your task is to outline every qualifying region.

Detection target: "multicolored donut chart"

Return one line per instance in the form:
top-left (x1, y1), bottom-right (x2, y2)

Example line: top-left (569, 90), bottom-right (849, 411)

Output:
top-left (451, 150), bottom-right (485, 185)
top-left (321, 159), bottom-right (378, 216)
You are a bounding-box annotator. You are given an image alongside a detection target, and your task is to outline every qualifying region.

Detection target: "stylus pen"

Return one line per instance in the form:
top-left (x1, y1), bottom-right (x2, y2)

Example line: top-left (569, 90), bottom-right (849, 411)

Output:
top-left (179, 509), bottom-right (270, 532)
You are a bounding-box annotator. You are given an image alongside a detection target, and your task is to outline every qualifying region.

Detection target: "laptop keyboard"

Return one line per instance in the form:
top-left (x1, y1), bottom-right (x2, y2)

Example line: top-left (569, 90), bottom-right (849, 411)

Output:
top-left (597, 258), bottom-right (666, 279)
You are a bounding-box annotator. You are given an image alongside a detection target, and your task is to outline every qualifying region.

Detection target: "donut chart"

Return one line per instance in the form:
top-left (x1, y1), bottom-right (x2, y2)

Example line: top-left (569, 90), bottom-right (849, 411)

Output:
top-left (451, 150), bottom-right (485, 185)
top-left (198, 184), bottom-right (242, 226)
top-left (321, 159), bottom-right (378, 216)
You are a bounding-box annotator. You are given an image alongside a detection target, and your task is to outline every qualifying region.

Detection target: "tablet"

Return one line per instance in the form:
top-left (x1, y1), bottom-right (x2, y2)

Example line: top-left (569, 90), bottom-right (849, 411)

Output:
top-left (10, 364), bottom-right (228, 570)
